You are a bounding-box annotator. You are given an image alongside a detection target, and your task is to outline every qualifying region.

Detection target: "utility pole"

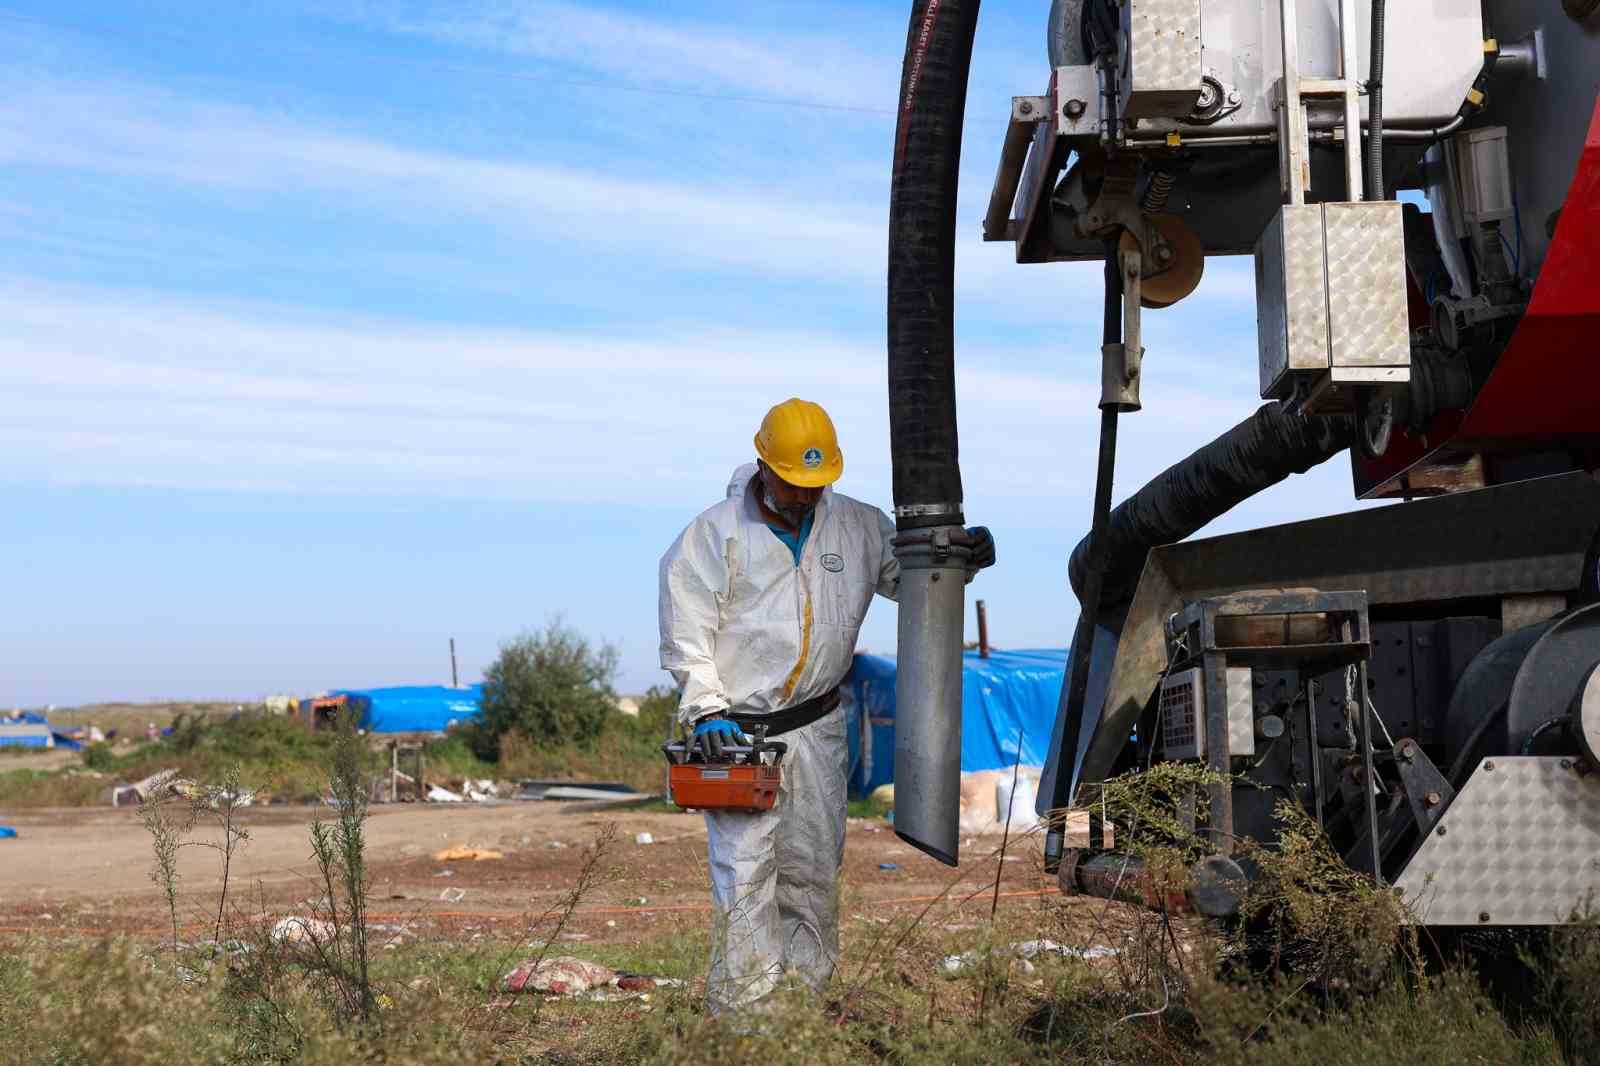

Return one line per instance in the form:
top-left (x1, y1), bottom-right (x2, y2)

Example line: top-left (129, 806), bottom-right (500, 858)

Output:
top-left (976, 600), bottom-right (991, 658)
top-left (449, 638), bottom-right (459, 688)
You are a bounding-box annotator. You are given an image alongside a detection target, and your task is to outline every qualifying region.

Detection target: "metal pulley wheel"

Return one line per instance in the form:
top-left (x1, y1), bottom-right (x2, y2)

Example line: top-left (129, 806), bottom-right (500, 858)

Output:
top-left (1508, 603), bottom-right (1600, 761)
top-left (1577, 666), bottom-right (1600, 771)
top-left (1118, 212), bottom-right (1204, 308)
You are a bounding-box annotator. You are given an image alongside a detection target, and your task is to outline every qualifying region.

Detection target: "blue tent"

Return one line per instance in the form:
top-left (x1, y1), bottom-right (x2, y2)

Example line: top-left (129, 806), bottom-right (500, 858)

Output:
top-left (331, 685), bottom-right (484, 734)
top-left (844, 648), bottom-right (1067, 796)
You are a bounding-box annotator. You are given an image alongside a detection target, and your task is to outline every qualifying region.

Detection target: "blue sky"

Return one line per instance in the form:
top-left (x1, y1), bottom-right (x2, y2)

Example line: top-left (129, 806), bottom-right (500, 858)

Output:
top-left (1, 1), bottom-right (1372, 706)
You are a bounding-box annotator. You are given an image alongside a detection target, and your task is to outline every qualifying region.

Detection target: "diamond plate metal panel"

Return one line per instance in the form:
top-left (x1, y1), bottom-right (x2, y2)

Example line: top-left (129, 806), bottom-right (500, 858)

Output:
top-left (1395, 758), bottom-right (1600, 925)
top-left (1323, 201), bottom-right (1411, 369)
top-left (1122, 0), bottom-right (1202, 119)
top-left (1226, 667), bottom-right (1255, 758)
top-left (1255, 205), bottom-right (1328, 398)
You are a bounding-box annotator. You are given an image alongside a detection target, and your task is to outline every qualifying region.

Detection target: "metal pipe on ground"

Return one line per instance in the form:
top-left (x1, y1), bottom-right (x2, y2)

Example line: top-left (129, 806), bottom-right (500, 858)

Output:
top-left (886, 0), bottom-right (981, 867)
top-left (1064, 850), bottom-right (1248, 917)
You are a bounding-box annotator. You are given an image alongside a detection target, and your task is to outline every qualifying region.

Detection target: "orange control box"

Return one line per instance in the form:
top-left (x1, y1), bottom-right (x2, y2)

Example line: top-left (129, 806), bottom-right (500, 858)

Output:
top-left (668, 762), bottom-right (781, 812)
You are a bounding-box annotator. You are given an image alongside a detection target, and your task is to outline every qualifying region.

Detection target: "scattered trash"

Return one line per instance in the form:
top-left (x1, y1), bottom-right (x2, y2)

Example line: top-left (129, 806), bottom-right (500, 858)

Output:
top-left (271, 916), bottom-right (335, 947)
top-left (628, 896), bottom-right (649, 906)
top-left (108, 768), bottom-right (190, 807)
top-left (434, 869), bottom-right (455, 878)
top-left (0, 827), bottom-right (16, 840)
top-left (878, 862), bottom-right (899, 871)
top-left (427, 785), bottom-right (464, 803)
top-left (40, 913), bottom-right (53, 921)
top-left (439, 887), bottom-right (467, 903)
top-left (634, 832), bottom-right (654, 845)
top-left (501, 956), bottom-right (685, 1000)
top-left (604, 920), bottom-right (617, 929)
top-left (940, 939), bottom-right (1118, 976)
top-left (996, 772), bottom-right (1041, 832)
top-left (557, 932), bottom-right (591, 942)
top-left (869, 783), bottom-right (895, 807)
top-left (432, 845), bottom-right (505, 862)
top-left (504, 956), bottom-right (615, 995)
top-left (546, 840), bottom-right (567, 849)
top-left (463, 779), bottom-right (499, 802)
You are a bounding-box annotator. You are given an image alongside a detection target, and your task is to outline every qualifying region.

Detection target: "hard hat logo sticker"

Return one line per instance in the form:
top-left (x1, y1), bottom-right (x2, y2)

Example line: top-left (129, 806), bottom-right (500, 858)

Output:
top-left (803, 447), bottom-right (824, 469)
top-left (820, 553), bottom-right (845, 573)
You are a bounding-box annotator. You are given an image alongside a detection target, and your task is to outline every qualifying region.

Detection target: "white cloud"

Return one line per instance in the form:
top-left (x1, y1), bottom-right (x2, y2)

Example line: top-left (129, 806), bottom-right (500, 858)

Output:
top-left (384, 0), bottom-right (896, 112)
top-left (0, 278), bottom-right (1259, 509)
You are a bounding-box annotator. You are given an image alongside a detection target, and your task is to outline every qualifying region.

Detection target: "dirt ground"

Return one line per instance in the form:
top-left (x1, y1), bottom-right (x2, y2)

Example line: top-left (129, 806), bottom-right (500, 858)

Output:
top-left (0, 800), bottom-right (1062, 944)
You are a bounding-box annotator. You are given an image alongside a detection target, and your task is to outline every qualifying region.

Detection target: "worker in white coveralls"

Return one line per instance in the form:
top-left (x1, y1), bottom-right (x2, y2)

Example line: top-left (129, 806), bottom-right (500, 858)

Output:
top-left (658, 398), bottom-right (995, 1014)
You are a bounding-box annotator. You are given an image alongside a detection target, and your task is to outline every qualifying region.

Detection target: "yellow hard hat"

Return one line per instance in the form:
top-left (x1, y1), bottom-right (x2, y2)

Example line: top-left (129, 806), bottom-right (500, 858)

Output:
top-left (754, 398), bottom-right (844, 488)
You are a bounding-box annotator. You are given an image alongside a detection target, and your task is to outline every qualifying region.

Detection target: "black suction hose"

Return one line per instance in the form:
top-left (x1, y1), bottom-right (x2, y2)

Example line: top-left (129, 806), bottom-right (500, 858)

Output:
top-left (1043, 244), bottom-right (1123, 871)
top-left (1068, 403), bottom-right (1355, 611)
top-left (886, 0), bottom-right (981, 868)
top-left (1365, 0), bottom-right (1387, 198)
top-left (887, 0), bottom-right (980, 530)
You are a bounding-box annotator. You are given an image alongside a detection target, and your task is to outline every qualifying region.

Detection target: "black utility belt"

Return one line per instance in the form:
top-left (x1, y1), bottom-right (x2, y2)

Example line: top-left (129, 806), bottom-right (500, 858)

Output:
top-left (731, 688), bottom-right (840, 737)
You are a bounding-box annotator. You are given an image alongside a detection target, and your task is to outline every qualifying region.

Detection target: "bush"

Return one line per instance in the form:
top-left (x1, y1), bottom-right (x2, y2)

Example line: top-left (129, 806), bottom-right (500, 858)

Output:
top-left (80, 742), bottom-right (116, 771)
top-left (469, 620), bottom-right (620, 760)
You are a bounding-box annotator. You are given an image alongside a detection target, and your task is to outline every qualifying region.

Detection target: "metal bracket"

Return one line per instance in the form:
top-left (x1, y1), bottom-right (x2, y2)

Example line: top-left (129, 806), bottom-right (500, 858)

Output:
top-left (1394, 738), bottom-right (1455, 838)
top-left (1101, 247), bottom-right (1145, 411)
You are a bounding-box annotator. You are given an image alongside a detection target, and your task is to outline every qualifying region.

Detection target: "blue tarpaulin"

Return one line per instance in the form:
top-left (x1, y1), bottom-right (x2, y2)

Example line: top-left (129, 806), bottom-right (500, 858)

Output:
top-left (844, 648), bottom-right (1067, 796)
top-left (331, 686), bottom-right (484, 734)
top-left (0, 711), bottom-right (55, 749)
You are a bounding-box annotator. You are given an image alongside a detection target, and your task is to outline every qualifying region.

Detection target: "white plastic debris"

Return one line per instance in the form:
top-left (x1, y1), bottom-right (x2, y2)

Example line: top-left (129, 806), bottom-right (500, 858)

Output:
top-left (271, 916), bottom-right (335, 947)
top-left (634, 832), bottom-right (654, 845)
top-left (439, 887), bottom-right (466, 903)
top-left (940, 940), bottom-right (1118, 975)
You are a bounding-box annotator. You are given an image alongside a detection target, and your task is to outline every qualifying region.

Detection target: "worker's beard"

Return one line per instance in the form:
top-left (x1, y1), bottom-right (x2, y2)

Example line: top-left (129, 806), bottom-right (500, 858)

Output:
top-left (761, 486), bottom-right (815, 528)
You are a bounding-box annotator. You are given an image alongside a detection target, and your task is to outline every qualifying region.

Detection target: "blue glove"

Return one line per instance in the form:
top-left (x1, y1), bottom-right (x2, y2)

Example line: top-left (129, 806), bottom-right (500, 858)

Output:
top-left (966, 526), bottom-right (996, 570)
top-left (693, 717), bottom-right (742, 761)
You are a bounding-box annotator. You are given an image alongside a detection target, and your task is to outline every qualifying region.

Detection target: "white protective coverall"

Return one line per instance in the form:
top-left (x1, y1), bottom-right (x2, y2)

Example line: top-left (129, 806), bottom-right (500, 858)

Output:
top-left (658, 463), bottom-right (898, 1012)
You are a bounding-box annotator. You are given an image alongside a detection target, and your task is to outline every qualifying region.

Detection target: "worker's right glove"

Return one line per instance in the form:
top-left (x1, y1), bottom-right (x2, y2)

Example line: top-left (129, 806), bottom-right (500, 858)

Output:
top-left (965, 526), bottom-right (997, 571)
top-left (692, 716), bottom-right (744, 761)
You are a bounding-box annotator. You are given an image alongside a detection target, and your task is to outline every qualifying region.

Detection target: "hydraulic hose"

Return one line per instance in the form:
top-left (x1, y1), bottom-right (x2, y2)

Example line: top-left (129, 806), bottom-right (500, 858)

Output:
top-left (1068, 403), bottom-right (1355, 612)
top-left (888, 0), bottom-right (978, 532)
top-left (1043, 244), bottom-right (1124, 872)
top-left (887, 0), bottom-right (981, 868)
top-left (1365, 0), bottom-right (1387, 198)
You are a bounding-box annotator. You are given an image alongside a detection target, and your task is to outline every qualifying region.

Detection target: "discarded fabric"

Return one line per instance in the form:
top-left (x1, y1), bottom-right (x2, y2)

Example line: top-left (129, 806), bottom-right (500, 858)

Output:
top-left (0, 827), bottom-right (16, 840)
top-left (501, 956), bottom-right (685, 1000)
top-left (432, 845), bottom-right (504, 862)
top-left (503, 955), bottom-right (614, 995)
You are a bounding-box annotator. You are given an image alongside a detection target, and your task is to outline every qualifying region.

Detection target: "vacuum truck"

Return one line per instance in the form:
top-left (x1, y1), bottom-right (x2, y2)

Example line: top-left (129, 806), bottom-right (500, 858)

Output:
top-left (886, 0), bottom-right (1600, 926)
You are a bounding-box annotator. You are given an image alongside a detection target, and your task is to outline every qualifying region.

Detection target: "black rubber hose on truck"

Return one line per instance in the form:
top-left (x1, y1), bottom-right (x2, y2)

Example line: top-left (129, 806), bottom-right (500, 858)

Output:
top-left (1067, 402), bottom-right (1356, 612)
top-left (1365, 0), bottom-right (1387, 198)
top-left (886, 0), bottom-right (981, 867)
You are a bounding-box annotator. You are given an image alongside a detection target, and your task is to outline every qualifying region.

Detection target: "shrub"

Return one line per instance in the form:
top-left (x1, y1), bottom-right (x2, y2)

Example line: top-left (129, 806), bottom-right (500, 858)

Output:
top-left (80, 742), bottom-right (116, 771)
top-left (469, 619), bottom-right (620, 760)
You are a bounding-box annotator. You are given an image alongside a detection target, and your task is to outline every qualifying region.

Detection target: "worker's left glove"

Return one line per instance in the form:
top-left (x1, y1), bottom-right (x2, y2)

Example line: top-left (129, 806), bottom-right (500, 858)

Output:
top-left (965, 526), bottom-right (996, 571)
top-left (692, 716), bottom-right (744, 762)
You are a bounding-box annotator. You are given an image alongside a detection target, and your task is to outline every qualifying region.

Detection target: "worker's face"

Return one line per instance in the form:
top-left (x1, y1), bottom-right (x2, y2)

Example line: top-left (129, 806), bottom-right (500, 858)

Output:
top-left (757, 461), bottom-right (823, 524)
